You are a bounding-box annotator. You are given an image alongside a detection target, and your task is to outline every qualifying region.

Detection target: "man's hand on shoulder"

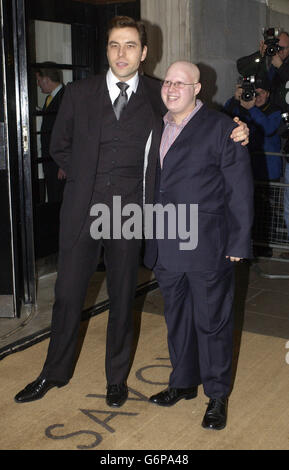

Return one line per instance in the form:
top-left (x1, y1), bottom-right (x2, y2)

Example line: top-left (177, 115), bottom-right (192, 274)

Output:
top-left (230, 117), bottom-right (249, 146)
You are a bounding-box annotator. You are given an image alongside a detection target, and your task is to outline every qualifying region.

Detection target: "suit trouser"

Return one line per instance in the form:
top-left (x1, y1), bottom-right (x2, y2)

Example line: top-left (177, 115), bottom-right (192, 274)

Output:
top-left (43, 159), bottom-right (65, 203)
top-left (40, 219), bottom-right (142, 385)
top-left (154, 261), bottom-right (235, 398)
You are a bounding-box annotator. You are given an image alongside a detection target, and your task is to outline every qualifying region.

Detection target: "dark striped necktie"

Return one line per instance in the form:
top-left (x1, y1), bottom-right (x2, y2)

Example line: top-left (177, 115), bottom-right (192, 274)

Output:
top-left (113, 82), bottom-right (129, 120)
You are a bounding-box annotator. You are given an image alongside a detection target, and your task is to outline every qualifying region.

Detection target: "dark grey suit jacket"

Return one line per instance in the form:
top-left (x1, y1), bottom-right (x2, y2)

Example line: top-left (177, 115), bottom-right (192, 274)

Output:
top-left (50, 74), bottom-right (165, 250)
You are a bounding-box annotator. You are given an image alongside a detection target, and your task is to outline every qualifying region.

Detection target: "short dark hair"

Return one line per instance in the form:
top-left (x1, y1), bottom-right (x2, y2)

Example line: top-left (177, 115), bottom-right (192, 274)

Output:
top-left (107, 16), bottom-right (147, 50)
top-left (36, 62), bottom-right (63, 83)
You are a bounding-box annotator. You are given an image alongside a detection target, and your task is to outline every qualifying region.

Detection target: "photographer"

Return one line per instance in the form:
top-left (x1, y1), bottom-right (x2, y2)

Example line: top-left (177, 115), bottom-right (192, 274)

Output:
top-left (237, 30), bottom-right (289, 113)
top-left (225, 77), bottom-right (282, 257)
top-left (261, 31), bottom-right (289, 255)
top-left (237, 29), bottom-right (289, 254)
top-left (259, 32), bottom-right (289, 113)
top-left (224, 77), bottom-right (282, 181)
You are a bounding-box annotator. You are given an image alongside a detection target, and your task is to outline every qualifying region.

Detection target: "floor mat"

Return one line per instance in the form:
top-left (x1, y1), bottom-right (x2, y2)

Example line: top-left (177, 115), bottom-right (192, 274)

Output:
top-left (1, 311), bottom-right (289, 450)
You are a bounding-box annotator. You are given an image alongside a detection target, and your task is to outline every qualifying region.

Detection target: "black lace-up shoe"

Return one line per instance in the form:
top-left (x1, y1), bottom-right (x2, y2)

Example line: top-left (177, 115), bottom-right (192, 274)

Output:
top-left (202, 397), bottom-right (228, 430)
top-left (14, 377), bottom-right (67, 403)
top-left (106, 383), bottom-right (128, 407)
top-left (149, 386), bottom-right (198, 406)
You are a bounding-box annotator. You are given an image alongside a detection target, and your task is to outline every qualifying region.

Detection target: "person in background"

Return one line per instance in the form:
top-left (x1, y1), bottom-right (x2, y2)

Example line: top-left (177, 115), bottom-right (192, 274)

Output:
top-left (224, 77), bottom-right (282, 181)
top-left (237, 31), bottom-right (289, 256)
top-left (36, 62), bottom-right (66, 203)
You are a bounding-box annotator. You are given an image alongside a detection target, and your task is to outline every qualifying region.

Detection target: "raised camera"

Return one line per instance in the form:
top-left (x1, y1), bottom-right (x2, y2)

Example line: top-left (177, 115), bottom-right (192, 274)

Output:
top-left (241, 76), bottom-right (256, 101)
top-left (282, 112), bottom-right (289, 128)
top-left (263, 27), bottom-right (284, 56)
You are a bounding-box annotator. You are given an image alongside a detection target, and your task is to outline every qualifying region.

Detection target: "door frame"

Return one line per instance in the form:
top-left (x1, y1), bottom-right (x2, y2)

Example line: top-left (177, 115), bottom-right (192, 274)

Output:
top-left (0, 0), bottom-right (16, 316)
top-left (13, 0), bottom-right (36, 305)
top-left (0, 0), bottom-right (28, 316)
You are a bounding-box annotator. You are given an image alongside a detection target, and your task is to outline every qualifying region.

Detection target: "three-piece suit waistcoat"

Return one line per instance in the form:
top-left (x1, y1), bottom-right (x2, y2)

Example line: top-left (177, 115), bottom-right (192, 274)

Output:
top-left (92, 82), bottom-right (152, 207)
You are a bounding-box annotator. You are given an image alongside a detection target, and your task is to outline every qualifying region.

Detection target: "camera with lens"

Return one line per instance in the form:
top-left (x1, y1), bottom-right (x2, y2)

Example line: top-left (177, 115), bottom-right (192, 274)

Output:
top-left (281, 113), bottom-right (289, 155)
top-left (281, 113), bottom-right (289, 138)
top-left (278, 113), bottom-right (289, 144)
top-left (240, 76), bottom-right (256, 101)
top-left (282, 112), bottom-right (289, 128)
top-left (263, 27), bottom-right (283, 56)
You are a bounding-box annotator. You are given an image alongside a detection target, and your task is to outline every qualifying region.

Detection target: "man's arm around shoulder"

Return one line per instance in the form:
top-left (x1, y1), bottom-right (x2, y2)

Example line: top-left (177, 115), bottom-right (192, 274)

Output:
top-left (220, 126), bottom-right (254, 259)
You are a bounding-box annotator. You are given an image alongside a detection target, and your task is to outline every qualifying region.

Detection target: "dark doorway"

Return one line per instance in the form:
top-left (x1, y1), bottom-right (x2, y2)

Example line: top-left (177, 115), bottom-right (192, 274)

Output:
top-left (2, 0), bottom-right (140, 308)
top-left (15, 0), bottom-right (140, 303)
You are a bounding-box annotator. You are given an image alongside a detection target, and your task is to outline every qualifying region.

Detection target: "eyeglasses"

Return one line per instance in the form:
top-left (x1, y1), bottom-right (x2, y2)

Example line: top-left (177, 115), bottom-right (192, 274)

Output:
top-left (162, 80), bottom-right (198, 89)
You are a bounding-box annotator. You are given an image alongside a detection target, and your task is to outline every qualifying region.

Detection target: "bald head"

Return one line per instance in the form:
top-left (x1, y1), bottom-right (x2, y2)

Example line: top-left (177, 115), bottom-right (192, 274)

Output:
top-left (166, 61), bottom-right (201, 84)
top-left (161, 61), bottom-right (202, 125)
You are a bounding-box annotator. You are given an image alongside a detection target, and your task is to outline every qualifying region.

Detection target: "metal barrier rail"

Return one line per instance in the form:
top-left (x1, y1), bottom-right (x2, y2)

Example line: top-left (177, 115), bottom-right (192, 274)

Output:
top-left (252, 152), bottom-right (289, 279)
top-left (253, 180), bottom-right (289, 250)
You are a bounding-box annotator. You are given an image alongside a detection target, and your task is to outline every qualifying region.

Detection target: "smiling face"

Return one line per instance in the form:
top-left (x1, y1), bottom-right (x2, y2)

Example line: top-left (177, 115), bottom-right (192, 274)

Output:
top-left (107, 27), bottom-right (147, 81)
top-left (161, 62), bottom-right (202, 124)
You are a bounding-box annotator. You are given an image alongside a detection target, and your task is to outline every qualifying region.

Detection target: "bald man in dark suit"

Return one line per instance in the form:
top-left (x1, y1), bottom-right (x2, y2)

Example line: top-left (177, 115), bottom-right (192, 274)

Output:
top-left (145, 62), bottom-right (254, 430)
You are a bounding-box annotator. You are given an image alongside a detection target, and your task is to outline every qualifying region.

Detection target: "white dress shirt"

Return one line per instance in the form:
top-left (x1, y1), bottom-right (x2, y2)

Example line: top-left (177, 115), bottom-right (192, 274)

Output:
top-left (106, 68), bottom-right (139, 104)
top-left (50, 83), bottom-right (63, 99)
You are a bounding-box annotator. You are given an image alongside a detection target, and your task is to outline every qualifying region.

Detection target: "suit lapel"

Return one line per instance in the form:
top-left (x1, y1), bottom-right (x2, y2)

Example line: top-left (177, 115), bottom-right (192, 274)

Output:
top-left (140, 76), bottom-right (163, 153)
top-left (43, 86), bottom-right (64, 112)
top-left (140, 76), bottom-right (164, 203)
top-left (162, 104), bottom-right (208, 170)
top-left (87, 75), bottom-right (106, 140)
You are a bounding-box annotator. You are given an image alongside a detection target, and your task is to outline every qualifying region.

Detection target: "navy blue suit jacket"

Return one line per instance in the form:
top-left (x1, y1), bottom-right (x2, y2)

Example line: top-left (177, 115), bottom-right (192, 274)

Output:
top-left (144, 104), bottom-right (254, 272)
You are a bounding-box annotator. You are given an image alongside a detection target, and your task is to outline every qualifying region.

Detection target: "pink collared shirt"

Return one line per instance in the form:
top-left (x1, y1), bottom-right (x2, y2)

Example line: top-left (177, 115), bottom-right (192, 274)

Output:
top-left (160, 99), bottom-right (203, 168)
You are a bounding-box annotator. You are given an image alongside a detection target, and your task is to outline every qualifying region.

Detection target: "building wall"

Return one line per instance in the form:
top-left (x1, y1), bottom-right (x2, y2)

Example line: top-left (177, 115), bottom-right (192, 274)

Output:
top-left (140, 0), bottom-right (192, 79)
top-left (141, 0), bottom-right (289, 108)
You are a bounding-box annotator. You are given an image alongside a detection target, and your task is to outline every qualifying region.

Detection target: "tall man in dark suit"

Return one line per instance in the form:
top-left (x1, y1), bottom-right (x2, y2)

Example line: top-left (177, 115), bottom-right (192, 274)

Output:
top-left (36, 63), bottom-right (66, 202)
top-left (15, 18), bottom-right (249, 406)
top-left (145, 62), bottom-right (254, 430)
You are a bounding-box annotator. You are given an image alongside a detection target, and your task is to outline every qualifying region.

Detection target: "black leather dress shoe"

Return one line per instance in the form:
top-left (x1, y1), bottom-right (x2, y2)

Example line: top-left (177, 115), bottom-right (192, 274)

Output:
top-left (106, 383), bottom-right (128, 407)
top-left (14, 377), bottom-right (67, 403)
top-left (202, 397), bottom-right (228, 430)
top-left (149, 386), bottom-right (198, 406)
